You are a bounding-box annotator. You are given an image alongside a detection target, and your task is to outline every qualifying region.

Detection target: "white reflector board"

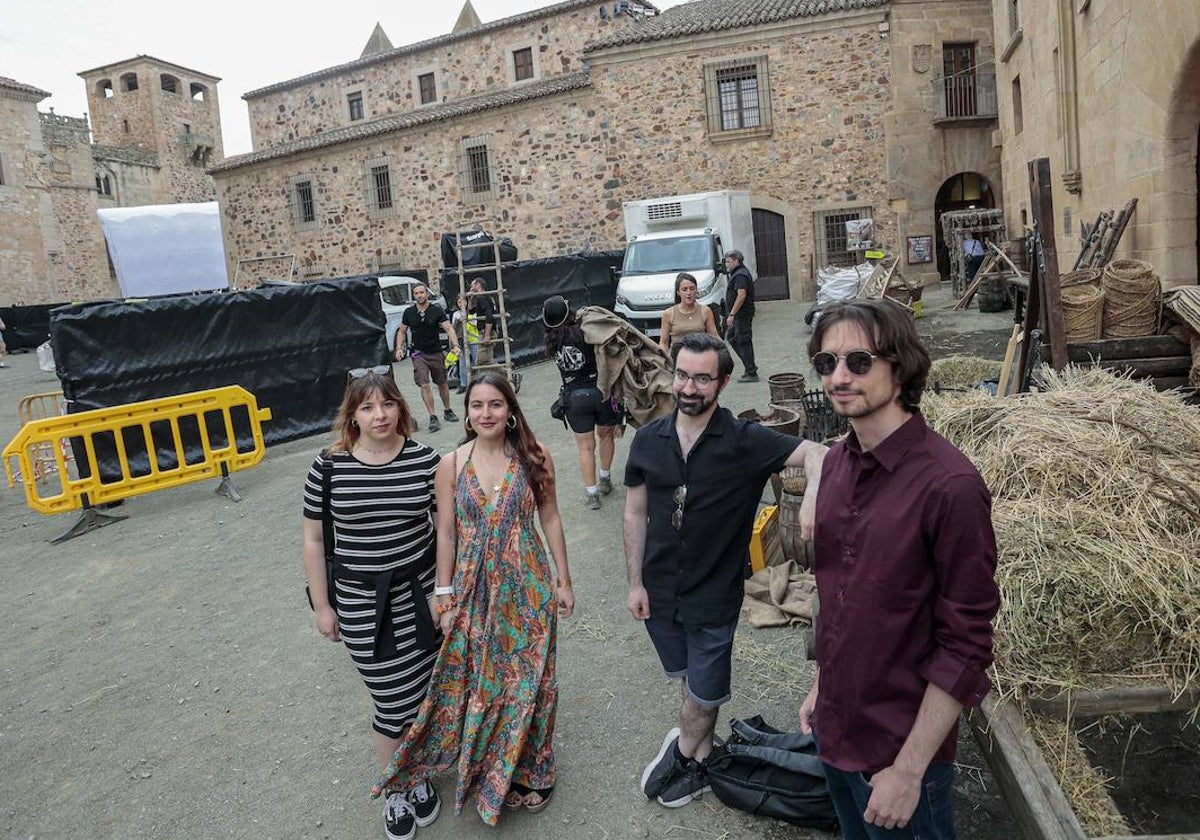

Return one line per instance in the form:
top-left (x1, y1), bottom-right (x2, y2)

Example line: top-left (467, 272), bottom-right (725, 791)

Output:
top-left (98, 202), bottom-right (228, 297)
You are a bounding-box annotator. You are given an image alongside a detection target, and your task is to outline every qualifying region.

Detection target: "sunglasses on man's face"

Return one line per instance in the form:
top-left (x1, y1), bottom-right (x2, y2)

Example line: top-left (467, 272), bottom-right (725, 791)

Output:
top-left (671, 484), bottom-right (687, 530)
top-left (811, 350), bottom-right (879, 377)
top-left (348, 365), bottom-right (391, 381)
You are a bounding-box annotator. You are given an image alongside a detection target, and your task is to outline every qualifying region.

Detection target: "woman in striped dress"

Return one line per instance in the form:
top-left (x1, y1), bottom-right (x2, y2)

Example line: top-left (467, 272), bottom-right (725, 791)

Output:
top-left (302, 367), bottom-right (443, 840)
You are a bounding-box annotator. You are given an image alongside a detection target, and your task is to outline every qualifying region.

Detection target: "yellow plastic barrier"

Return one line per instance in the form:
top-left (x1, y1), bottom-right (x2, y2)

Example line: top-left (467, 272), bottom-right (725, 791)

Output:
top-left (4, 386), bottom-right (272, 522)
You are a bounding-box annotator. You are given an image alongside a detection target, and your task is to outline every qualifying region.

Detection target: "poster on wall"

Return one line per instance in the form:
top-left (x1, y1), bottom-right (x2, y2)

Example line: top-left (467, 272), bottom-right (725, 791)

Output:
top-left (907, 235), bottom-right (934, 264)
top-left (845, 218), bottom-right (874, 251)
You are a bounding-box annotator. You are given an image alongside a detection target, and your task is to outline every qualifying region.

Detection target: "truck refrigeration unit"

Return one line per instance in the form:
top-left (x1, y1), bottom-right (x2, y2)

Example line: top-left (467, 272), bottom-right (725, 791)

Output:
top-left (614, 190), bottom-right (756, 337)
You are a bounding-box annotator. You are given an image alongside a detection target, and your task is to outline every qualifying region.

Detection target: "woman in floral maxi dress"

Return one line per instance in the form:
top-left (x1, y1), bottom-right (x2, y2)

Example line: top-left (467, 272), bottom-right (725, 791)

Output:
top-left (372, 372), bottom-right (574, 826)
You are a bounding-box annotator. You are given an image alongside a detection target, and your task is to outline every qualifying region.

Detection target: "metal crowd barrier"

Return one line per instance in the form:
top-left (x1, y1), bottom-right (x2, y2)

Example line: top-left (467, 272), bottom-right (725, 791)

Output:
top-left (3, 386), bottom-right (272, 543)
top-left (14, 390), bottom-right (73, 482)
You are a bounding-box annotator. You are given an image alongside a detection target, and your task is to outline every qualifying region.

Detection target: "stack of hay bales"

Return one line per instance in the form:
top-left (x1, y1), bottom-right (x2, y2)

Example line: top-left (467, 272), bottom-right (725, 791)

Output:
top-left (923, 367), bottom-right (1200, 699)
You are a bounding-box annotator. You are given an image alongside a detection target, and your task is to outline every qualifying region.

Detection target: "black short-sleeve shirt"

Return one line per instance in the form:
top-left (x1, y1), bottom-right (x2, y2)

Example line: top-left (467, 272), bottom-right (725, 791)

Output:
top-left (624, 406), bottom-right (797, 626)
top-left (401, 303), bottom-right (448, 353)
top-left (725, 264), bottom-right (755, 318)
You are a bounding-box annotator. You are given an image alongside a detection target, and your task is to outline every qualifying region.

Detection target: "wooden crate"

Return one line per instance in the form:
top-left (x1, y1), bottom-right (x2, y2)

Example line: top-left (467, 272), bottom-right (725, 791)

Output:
top-left (969, 686), bottom-right (1200, 840)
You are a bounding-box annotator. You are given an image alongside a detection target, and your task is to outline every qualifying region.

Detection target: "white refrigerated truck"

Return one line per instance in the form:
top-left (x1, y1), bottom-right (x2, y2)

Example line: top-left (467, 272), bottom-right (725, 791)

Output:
top-left (614, 190), bottom-right (756, 337)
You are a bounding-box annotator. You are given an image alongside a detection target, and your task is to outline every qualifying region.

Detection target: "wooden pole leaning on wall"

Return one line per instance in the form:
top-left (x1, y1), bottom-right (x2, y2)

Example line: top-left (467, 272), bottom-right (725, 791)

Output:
top-left (1027, 158), bottom-right (1069, 371)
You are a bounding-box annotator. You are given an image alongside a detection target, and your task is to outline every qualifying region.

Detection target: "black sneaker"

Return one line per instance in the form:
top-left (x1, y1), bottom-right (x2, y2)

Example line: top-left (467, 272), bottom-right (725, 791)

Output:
top-left (428, 415), bottom-right (441, 432)
top-left (407, 780), bottom-right (440, 827)
top-left (738, 373), bottom-right (760, 383)
top-left (443, 408), bottom-right (459, 422)
top-left (656, 759), bottom-right (710, 808)
top-left (640, 727), bottom-right (681, 799)
top-left (383, 790), bottom-right (416, 840)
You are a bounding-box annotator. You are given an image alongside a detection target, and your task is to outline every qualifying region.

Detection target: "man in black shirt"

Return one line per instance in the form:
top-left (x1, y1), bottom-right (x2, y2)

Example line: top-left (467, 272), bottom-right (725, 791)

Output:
top-left (623, 332), bottom-right (827, 809)
top-left (722, 250), bottom-right (758, 382)
top-left (467, 277), bottom-right (496, 366)
top-left (396, 284), bottom-right (462, 432)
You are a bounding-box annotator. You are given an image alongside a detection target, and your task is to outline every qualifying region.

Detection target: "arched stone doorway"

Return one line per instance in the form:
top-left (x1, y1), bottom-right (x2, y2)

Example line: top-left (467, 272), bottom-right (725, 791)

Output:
top-left (933, 172), bottom-right (996, 280)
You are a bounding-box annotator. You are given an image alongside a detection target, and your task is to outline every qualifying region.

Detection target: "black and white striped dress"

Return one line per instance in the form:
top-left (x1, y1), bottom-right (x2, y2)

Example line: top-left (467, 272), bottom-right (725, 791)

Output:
top-left (303, 441), bottom-right (441, 738)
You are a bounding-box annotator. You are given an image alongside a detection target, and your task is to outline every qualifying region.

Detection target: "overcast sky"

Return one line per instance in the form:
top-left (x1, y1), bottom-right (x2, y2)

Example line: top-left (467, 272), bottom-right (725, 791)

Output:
top-left (5, 0), bottom-right (686, 157)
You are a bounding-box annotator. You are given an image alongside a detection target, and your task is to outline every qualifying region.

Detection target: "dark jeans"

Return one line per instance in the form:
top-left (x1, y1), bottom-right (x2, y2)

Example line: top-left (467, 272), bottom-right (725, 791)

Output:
top-left (727, 315), bottom-right (757, 376)
top-left (965, 254), bottom-right (984, 281)
top-left (822, 761), bottom-right (957, 840)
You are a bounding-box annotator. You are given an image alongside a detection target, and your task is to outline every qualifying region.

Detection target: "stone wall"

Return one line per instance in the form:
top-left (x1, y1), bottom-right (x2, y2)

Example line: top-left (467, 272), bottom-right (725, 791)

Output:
top-left (0, 94), bottom-right (56, 305)
top-left (991, 0), bottom-right (1200, 286)
top-left (219, 8), bottom-right (896, 301)
top-left (245, 6), bottom-right (634, 150)
top-left (218, 88), bottom-right (613, 287)
top-left (887, 0), bottom-right (1000, 286)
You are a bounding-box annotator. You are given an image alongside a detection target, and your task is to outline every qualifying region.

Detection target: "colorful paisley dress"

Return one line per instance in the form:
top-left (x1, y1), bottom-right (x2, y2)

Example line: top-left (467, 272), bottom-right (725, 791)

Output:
top-left (371, 449), bottom-right (558, 825)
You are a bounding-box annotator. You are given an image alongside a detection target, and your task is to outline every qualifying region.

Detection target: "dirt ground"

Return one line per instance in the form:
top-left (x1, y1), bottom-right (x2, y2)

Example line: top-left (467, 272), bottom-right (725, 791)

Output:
top-left (1, 284), bottom-right (1021, 840)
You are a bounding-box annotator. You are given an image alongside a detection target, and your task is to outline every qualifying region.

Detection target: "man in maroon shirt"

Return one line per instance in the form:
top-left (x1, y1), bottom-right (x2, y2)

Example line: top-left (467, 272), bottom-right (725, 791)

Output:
top-left (799, 300), bottom-right (999, 839)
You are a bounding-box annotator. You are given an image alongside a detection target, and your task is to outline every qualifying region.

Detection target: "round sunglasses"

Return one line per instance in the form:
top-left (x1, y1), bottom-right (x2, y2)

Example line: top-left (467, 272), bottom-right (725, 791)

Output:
top-left (811, 350), bottom-right (880, 377)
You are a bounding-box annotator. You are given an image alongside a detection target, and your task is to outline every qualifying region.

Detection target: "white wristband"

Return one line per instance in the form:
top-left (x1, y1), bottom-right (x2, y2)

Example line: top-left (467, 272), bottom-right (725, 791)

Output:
top-left (434, 585), bottom-right (454, 596)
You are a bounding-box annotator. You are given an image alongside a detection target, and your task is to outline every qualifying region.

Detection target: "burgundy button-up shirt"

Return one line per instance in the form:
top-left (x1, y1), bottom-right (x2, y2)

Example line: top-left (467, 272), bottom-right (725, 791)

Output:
top-left (812, 412), bottom-right (999, 773)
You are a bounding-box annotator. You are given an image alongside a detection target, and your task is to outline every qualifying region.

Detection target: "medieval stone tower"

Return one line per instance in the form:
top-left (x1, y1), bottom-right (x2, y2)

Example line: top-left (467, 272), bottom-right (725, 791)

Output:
top-left (78, 55), bottom-right (223, 205)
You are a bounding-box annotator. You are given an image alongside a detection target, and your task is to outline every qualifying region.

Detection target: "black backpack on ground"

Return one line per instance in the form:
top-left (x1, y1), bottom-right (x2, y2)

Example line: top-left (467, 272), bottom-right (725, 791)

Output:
top-left (705, 715), bottom-right (839, 832)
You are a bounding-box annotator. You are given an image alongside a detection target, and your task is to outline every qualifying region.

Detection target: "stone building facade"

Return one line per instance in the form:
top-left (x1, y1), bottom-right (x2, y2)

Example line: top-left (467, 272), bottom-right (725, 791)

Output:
top-left (212, 0), bottom-right (1007, 299)
top-left (0, 57), bottom-right (224, 306)
top-left (989, 0), bottom-right (1200, 287)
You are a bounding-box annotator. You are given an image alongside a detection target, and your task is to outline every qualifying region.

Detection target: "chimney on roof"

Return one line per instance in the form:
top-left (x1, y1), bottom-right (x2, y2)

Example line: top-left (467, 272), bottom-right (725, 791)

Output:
top-left (452, 1), bottom-right (482, 33)
top-left (360, 22), bottom-right (394, 58)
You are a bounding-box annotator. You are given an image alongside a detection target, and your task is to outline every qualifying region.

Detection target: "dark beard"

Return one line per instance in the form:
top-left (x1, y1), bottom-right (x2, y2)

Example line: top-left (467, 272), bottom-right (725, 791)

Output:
top-left (676, 392), bottom-right (714, 416)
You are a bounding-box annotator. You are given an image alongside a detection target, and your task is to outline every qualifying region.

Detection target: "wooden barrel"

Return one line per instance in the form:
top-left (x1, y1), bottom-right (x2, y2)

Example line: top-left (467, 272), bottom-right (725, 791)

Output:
top-left (779, 490), bottom-right (815, 570)
top-left (771, 400), bottom-right (807, 438)
top-left (738, 405), bottom-right (800, 438)
top-left (768, 372), bottom-right (806, 404)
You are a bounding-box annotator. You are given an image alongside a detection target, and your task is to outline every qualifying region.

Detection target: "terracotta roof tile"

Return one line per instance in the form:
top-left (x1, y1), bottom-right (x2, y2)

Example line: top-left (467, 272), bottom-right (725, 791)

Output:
top-left (243, 0), bottom-right (641, 99)
top-left (211, 72), bottom-right (591, 174)
top-left (0, 76), bottom-right (51, 101)
top-left (585, 0), bottom-right (889, 51)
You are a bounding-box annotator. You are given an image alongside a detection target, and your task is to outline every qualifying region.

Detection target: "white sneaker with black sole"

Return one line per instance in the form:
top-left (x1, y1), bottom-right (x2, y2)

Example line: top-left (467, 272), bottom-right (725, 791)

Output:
top-left (383, 790), bottom-right (416, 840)
top-left (407, 780), bottom-right (441, 827)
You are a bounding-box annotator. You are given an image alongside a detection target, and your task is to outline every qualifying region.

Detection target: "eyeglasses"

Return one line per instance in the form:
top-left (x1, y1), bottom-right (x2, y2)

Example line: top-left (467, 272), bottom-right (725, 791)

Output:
top-left (348, 365), bottom-right (391, 381)
top-left (671, 485), bottom-right (687, 530)
top-left (673, 369), bottom-right (716, 388)
top-left (811, 350), bottom-right (880, 377)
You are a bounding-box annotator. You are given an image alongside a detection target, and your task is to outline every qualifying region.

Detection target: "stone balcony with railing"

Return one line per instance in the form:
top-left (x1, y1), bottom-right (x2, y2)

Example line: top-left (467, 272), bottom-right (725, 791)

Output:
top-left (932, 69), bottom-right (998, 126)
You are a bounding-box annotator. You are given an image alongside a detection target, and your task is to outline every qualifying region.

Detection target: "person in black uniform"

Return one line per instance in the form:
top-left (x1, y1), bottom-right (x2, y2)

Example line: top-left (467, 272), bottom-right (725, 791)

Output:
top-left (722, 250), bottom-right (758, 383)
top-left (542, 296), bottom-right (622, 510)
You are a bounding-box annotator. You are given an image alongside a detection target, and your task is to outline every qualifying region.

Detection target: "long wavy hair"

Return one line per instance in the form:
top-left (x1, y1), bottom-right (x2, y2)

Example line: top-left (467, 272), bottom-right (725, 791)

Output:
top-left (462, 372), bottom-right (551, 505)
top-left (328, 370), bottom-right (414, 454)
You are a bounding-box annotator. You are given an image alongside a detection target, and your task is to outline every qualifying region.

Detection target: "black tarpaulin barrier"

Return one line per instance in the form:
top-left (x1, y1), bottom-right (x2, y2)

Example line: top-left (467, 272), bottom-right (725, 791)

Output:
top-left (0, 303), bottom-right (69, 351)
top-left (440, 231), bottom-right (518, 269)
top-left (439, 250), bottom-right (623, 368)
top-left (51, 278), bottom-right (389, 481)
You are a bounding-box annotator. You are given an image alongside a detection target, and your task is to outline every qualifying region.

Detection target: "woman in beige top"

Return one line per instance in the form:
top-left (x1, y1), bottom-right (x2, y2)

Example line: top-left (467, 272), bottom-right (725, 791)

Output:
top-left (659, 272), bottom-right (719, 352)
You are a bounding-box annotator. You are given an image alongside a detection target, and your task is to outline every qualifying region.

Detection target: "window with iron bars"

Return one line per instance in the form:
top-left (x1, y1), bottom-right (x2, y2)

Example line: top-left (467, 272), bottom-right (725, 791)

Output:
top-left (703, 56), bottom-right (772, 138)
top-left (364, 158), bottom-right (395, 218)
top-left (460, 136), bottom-right (494, 200)
top-left (814, 207), bottom-right (872, 269)
top-left (290, 176), bottom-right (318, 228)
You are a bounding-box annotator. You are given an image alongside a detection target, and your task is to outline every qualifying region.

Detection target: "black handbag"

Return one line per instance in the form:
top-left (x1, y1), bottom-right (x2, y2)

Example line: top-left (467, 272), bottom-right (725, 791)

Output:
top-left (549, 386), bottom-right (568, 426)
top-left (305, 453), bottom-right (338, 612)
top-left (705, 716), bottom-right (839, 831)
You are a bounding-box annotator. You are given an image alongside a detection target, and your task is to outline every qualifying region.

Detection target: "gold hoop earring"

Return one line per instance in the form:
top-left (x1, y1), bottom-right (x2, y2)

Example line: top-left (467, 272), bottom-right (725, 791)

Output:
top-left (465, 419), bottom-right (473, 432)
top-left (506, 415), bottom-right (517, 430)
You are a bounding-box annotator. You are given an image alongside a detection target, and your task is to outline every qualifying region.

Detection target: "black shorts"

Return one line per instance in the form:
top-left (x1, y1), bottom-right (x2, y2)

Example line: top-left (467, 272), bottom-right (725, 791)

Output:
top-left (644, 616), bottom-right (738, 707)
top-left (564, 386), bottom-right (621, 434)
